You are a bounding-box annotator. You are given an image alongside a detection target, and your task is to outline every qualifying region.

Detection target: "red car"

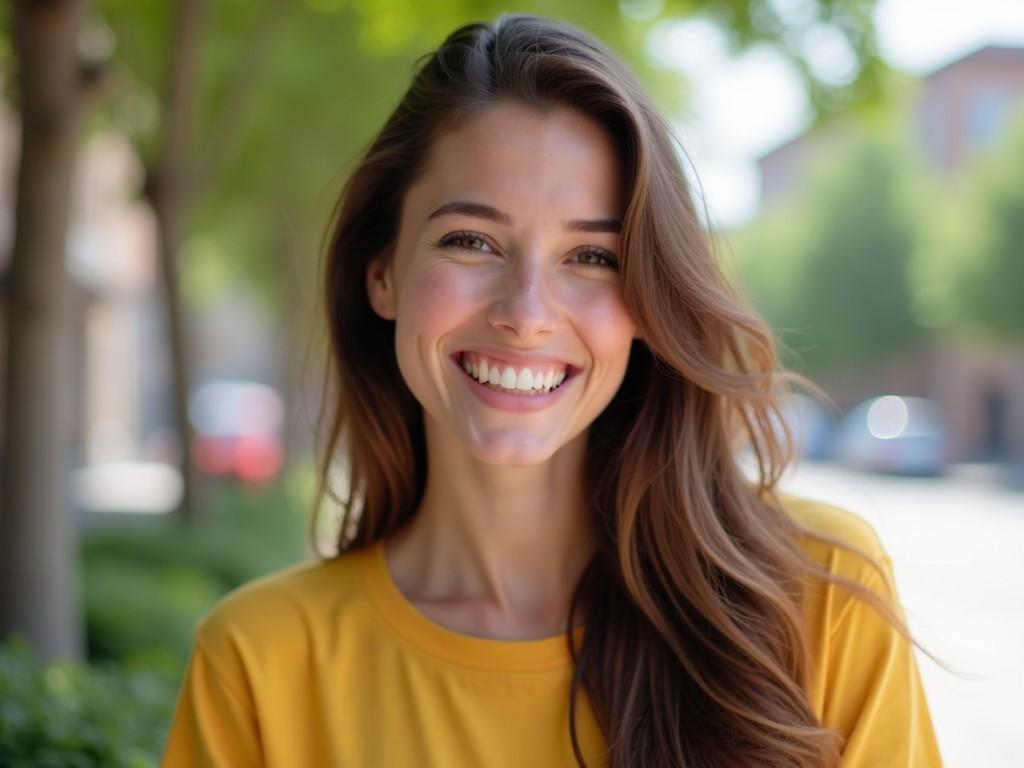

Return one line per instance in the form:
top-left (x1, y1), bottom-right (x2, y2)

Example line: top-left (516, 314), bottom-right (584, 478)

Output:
top-left (188, 380), bottom-right (284, 484)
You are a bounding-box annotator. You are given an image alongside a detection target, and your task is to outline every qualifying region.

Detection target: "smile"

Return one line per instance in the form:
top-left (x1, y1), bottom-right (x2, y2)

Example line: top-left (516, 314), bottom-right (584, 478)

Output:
top-left (451, 351), bottom-right (578, 412)
top-left (459, 351), bottom-right (568, 395)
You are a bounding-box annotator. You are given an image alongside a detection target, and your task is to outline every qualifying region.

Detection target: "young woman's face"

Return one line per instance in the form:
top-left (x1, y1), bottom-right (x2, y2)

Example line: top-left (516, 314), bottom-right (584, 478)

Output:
top-left (367, 100), bottom-right (637, 465)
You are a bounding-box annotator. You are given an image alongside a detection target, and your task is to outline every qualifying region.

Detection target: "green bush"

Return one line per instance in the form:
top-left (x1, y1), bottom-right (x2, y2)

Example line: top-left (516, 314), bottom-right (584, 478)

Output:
top-left (83, 560), bottom-right (223, 663)
top-left (0, 475), bottom-right (313, 765)
top-left (80, 478), bottom-right (309, 665)
top-left (0, 636), bottom-right (181, 768)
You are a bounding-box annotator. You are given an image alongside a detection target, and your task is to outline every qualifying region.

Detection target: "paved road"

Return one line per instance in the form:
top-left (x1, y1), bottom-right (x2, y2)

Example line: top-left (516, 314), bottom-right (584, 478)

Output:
top-left (778, 461), bottom-right (1024, 768)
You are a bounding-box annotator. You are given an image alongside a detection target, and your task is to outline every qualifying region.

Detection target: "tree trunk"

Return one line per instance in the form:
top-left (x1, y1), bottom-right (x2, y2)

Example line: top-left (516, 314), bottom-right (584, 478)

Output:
top-left (274, 204), bottom-right (319, 474)
top-left (0, 0), bottom-right (90, 661)
top-left (149, 0), bottom-right (205, 524)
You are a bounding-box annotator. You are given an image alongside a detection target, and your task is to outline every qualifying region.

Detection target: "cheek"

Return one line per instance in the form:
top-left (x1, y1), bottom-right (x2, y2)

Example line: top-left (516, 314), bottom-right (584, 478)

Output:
top-left (566, 282), bottom-right (636, 370)
top-left (393, 264), bottom-right (487, 384)
top-left (398, 264), bottom-right (479, 335)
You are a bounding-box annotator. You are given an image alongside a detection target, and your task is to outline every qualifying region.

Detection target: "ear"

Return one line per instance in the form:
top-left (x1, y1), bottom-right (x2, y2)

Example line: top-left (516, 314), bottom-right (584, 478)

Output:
top-left (366, 256), bottom-right (397, 320)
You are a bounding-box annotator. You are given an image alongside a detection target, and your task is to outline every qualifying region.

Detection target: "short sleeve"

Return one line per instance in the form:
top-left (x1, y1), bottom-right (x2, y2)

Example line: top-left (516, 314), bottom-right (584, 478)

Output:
top-left (820, 553), bottom-right (942, 767)
top-left (161, 633), bottom-right (265, 767)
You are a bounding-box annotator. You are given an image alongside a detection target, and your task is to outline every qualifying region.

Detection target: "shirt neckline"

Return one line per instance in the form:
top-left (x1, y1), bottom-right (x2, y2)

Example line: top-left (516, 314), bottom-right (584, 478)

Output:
top-left (358, 538), bottom-right (584, 672)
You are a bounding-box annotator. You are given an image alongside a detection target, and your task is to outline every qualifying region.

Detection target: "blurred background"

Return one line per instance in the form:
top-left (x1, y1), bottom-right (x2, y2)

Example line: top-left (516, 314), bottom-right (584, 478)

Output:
top-left (1, 0), bottom-right (1021, 765)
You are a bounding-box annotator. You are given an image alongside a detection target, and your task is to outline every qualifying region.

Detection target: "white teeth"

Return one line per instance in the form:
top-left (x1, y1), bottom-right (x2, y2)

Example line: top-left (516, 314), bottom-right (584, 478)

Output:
top-left (460, 354), bottom-right (569, 394)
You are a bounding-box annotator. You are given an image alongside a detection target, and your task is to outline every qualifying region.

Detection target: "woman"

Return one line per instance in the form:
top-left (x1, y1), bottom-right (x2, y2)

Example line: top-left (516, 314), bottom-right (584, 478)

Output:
top-left (162, 13), bottom-right (941, 768)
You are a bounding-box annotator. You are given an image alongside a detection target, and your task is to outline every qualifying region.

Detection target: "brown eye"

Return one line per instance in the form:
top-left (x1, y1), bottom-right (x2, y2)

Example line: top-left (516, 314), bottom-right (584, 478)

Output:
top-left (573, 248), bottom-right (619, 270)
top-left (440, 232), bottom-right (495, 253)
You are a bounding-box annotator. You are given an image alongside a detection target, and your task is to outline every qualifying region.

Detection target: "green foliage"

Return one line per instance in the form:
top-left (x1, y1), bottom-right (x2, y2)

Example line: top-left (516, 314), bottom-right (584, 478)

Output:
top-left (788, 136), bottom-right (923, 372)
top-left (80, 480), bottom-right (308, 665)
top-left (661, 0), bottom-right (885, 117)
top-left (914, 111), bottom-right (1024, 342)
top-left (735, 92), bottom-right (1024, 373)
top-left (82, 561), bottom-right (223, 664)
top-left (726, 203), bottom-right (811, 369)
top-left (0, 636), bottom-right (179, 768)
top-left (732, 116), bottom-right (927, 375)
top-left (0, 478), bottom-right (311, 766)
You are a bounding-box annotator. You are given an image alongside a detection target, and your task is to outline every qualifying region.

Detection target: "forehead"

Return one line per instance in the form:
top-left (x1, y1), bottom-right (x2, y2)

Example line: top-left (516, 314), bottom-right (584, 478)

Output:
top-left (410, 101), bottom-right (624, 221)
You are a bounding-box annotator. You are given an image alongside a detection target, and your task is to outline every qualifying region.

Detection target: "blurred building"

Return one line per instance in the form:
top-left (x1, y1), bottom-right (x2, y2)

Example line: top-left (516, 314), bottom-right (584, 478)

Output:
top-left (916, 46), bottom-right (1024, 173)
top-left (760, 45), bottom-right (1024, 202)
top-left (757, 45), bottom-right (1024, 465)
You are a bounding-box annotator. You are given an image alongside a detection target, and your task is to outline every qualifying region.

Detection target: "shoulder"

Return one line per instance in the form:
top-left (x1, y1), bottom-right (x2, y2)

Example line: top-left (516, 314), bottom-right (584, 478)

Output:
top-left (773, 490), bottom-right (891, 584)
top-left (770, 494), bottom-right (941, 759)
top-left (775, 490), bottom-right (887, 563)
top-left (770, 490), bottom-right (899, 632)
top-left (770, 491), bottom-right (904, 659)
top-left (193, 547), bottom-right (373, 675)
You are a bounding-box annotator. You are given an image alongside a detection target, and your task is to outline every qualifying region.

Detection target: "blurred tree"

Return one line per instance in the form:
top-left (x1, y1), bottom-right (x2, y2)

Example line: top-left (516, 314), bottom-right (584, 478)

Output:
top-left (725, 203), bottom-right (809, 368)
top-left (913, 113), bottom-right (1024, 343)
top-left (0, 0), bottom-right (97, 662)
top-left (146, 0), bottom-right (209, 524)
top-left (733, 127), bottom-right (925, 376)
top-left (789, 136), bottom-right (923, 373)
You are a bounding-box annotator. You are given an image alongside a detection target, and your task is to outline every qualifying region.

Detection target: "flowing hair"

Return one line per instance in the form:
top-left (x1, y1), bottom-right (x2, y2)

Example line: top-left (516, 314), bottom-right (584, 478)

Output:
top-left (311, 14), bottom-right (906, 767)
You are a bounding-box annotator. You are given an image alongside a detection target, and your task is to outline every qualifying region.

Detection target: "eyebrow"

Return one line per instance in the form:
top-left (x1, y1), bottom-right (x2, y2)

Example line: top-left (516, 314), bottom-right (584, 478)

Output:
top-left (426, 199), bottom-right (621, 234)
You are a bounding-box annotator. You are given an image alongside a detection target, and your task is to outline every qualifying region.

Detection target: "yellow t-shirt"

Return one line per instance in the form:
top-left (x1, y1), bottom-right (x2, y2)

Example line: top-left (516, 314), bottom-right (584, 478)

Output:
top-left (160, 493), bottom-right (942, 767)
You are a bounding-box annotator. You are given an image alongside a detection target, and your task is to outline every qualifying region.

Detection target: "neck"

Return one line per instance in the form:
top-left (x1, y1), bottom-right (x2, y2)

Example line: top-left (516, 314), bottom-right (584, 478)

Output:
top-left (384, 416), bottom-right (595, 638)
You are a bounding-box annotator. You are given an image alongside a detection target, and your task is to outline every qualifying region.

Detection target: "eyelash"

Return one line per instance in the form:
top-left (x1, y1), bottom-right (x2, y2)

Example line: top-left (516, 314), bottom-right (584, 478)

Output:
top-left (437, 231), bottom-right (619, 270)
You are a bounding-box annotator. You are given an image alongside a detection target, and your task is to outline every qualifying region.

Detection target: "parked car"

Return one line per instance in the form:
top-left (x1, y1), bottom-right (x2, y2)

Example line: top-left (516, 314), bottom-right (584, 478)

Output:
top-left (833, 395), bottom-right (950, 476)
top-left (188, 379), bottom-right (284, 484)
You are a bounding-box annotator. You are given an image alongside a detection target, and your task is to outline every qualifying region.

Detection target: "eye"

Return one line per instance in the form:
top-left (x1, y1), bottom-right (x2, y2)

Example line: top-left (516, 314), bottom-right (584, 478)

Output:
top-left (438, 231), bottom-right (497, 254)
top-left (438, 231), bottom-right (618, 270)
top-left (572, 247), bottom-right (619, 270)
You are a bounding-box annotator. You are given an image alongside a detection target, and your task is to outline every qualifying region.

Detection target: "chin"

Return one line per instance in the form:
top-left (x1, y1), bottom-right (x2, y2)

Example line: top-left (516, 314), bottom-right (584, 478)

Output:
top-left (463, 431), bottom-right (563, 467)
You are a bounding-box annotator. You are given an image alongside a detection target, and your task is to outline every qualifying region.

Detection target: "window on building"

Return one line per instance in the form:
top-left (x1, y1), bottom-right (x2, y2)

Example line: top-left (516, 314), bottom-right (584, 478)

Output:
top-left (967, 85), bottom-right (1015, 149)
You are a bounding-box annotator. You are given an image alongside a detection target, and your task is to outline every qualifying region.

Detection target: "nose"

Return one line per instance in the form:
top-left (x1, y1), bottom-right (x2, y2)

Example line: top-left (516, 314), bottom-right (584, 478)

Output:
top-left (487, 256), bottom-right (558, 339)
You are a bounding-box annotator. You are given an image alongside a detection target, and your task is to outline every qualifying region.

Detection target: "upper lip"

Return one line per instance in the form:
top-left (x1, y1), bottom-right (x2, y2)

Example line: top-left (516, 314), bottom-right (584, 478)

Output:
top-left (454, 347), bottom-right (579, 372)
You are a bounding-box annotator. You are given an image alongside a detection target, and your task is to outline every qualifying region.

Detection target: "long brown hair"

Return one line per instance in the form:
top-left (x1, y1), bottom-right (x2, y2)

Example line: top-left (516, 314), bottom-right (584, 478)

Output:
top-left (313, 14), bottom-right (900, 767)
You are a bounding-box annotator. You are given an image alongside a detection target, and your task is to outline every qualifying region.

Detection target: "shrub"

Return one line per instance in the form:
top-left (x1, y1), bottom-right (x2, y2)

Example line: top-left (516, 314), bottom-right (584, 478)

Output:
top-left (0, 637), bottom-right (180, 768)
top-left (82, 560), bottom-right (223, 663)
top-left (80, 478), bottom-right (308, 665)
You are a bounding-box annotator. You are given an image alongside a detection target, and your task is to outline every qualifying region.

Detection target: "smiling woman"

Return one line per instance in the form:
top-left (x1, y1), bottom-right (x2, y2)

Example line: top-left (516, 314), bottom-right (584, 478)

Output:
top-left (161, 13), bottom-right (941, 768)
top-left (366, 100), bottom-right (636, 466)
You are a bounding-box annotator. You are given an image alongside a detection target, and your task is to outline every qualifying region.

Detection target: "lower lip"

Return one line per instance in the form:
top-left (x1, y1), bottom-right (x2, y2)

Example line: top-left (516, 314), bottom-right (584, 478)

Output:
top-left (451, 356), bottom-right (574, 413)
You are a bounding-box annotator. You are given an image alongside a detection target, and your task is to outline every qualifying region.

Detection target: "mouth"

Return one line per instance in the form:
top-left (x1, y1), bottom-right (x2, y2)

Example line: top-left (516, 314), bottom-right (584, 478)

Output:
top-left (451, 351), bottom-right (579, 398)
